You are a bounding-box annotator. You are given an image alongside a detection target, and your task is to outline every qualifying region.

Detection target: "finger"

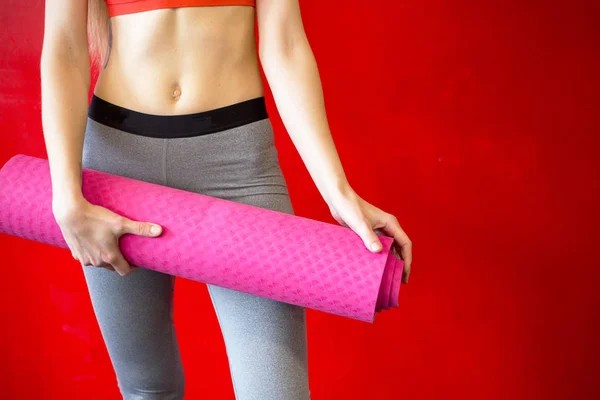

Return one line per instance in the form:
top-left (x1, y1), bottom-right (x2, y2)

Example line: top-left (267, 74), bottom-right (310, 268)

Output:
top-left (101, 249), bottom-right (133, 277)
top-left (118, 217), bottom-right (163, 238)
top-left (94, 249), bottom-right (115, 271)
top-left (349, 217), bottom-right (383, 252)
top-left (70, 242), bottom-right (85, 262)
top-left (88, 251), bottom-right (106, 268)
top-left (373, 228), bottom-right (388, 237)
top-left (80, 255), bottom-right (93, 268)
top-left (378, 215), bottom-right (412, 283)
top-left (82, 257), bottom-right (113, 270)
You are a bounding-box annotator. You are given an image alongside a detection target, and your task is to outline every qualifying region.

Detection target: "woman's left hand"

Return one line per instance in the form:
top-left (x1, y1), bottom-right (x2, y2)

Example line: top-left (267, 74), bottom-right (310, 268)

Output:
top-left (327, 187), bottom-right (413, 284)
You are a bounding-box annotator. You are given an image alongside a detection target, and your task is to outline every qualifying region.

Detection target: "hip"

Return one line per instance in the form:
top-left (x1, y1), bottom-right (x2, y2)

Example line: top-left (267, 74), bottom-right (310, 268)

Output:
top-left (82, 94), bottom-right (292, 205)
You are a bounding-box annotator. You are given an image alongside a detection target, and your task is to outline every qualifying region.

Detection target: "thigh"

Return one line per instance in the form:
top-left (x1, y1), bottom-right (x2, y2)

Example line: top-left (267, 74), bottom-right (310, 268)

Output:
top-left (82, 118), bottom-right (185, 399)
top-left (207, 284), bottom-right (309, 400)
top-left (83, 267), bottom-right (185, 399)
top-left (207, 192), bottom-right (310, 400)
top-left (166, 118), bottom-right (311, 398)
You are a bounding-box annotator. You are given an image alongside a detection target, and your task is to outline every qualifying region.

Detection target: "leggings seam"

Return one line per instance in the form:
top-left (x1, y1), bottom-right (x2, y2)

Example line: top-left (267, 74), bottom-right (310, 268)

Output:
top-left (207, 285), bottom-right (241, 399)
top-left (170, 276), bottom-right (184, 399)
top-left (162, 139), bottom-right (168, 186)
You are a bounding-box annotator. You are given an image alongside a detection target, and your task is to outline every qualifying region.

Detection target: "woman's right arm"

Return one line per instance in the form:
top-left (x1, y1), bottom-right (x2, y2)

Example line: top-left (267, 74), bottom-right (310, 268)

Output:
top-left (40, 0), bottom-right (163, 276)
top-left (40, 0), bottom-right (90, 212)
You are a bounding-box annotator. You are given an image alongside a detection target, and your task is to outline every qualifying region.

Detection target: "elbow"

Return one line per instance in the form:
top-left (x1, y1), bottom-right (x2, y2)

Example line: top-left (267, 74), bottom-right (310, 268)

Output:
top-left (41, 33), bottom-right (90, 71)
top-left (259, 38), bottom-right (312, 76)
top-left (259, 29), bottom-right (311, 63)
top-left (259, 45), bottom-right (291, 67)
top-left (40, 47), bottom-right (91, 91)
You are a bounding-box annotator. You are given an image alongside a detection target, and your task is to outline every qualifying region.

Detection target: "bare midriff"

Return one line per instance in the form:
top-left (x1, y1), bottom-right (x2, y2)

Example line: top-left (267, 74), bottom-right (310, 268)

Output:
top-left (94, 6), bottom-right (264, 115)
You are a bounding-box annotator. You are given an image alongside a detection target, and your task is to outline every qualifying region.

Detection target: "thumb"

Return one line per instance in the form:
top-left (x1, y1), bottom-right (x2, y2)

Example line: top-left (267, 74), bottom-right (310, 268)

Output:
top-left (352, 219), bottom-right (383, 252)
top-left (120, 218), bottom-right (163, 237)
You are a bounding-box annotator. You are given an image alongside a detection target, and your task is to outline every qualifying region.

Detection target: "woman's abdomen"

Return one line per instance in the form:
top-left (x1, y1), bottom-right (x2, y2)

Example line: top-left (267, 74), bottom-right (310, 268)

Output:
top-left (95, 6), bottom-right (264, 115)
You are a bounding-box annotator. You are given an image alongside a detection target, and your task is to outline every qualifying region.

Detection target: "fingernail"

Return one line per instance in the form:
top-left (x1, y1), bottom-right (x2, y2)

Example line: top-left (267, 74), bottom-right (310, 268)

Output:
top-left (370, 242), bottom-right (382, 251)
top-left (151, 225), bottom-right (161, 235)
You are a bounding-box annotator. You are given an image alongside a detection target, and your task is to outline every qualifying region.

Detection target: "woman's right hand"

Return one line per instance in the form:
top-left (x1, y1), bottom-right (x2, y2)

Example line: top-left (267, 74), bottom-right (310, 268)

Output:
top-left (52, 197), bottom-right (163, 276)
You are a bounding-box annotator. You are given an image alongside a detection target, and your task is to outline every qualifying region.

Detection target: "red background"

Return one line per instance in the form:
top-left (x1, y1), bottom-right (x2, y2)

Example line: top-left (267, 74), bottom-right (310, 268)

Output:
top-left (1, 1), bottom-right (598, 399)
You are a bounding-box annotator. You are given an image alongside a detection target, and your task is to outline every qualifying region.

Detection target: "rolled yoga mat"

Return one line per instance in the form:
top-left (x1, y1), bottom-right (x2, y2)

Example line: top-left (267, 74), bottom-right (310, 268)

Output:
top-left (0, 154), bottom-right (403, 322)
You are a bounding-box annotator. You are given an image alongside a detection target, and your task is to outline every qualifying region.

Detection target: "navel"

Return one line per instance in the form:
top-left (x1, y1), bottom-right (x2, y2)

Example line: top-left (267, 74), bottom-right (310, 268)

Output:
top-left (171, 84), bottom-right (182, 101)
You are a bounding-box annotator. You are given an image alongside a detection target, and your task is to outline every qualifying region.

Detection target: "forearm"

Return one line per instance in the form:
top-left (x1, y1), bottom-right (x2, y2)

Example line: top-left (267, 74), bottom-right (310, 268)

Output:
top-left (40, 41), bottom-right (90, 211)
top-left (260, 41), bottom-right (352, 206)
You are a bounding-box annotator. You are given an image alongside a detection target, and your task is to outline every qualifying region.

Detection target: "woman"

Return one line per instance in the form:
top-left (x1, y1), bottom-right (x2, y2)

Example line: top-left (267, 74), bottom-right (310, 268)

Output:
top-left (40, 0), bottom-right (413, 399)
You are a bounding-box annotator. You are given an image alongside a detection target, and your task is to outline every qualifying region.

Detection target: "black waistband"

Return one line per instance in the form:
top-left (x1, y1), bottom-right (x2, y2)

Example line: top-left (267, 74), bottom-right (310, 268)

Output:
top-left (88, 94), bottom-right (269, 139)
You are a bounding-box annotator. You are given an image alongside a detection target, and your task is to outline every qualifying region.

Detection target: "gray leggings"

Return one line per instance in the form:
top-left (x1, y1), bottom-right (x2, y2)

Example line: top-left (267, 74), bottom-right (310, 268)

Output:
top-left (80, 96), bottom-right (310, 399)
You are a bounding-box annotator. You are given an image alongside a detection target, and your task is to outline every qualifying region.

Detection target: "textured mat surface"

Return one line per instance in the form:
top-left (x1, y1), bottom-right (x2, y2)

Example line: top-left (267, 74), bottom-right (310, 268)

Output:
top-left (0, 154), bottom-right (403, 322)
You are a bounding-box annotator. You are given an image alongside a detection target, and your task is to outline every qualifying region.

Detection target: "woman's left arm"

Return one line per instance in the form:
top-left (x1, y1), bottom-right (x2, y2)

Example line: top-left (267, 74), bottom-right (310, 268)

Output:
top-left (256, 0), bottom-right (412, 283)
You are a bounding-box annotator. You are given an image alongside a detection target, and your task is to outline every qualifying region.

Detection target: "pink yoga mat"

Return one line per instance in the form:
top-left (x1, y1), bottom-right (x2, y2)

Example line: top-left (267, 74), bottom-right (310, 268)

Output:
top-left (0, 154), bottom-right (403, 322)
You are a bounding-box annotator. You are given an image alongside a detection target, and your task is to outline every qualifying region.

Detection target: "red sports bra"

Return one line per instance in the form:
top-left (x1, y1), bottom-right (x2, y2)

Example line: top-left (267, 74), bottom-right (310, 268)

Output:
top-left (105, 0), bottom-right (256, 17)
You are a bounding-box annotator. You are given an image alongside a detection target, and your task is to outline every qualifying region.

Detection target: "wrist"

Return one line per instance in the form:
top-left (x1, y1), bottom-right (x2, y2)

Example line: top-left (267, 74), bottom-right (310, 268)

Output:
top-left (52, 190), bottom-right (87, 218)
top-left (322, 181), bottom-right (356, 207)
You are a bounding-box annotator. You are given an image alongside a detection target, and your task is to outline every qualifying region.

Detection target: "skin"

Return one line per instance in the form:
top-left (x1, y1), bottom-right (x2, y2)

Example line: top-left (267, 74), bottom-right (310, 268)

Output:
top-left (40, 0), bottom-right (412, 283)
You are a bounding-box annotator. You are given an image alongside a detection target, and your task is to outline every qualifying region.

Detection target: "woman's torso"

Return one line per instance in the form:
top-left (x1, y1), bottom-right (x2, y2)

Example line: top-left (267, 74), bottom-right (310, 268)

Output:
top-left (94, 5), bottom-right (264, 114)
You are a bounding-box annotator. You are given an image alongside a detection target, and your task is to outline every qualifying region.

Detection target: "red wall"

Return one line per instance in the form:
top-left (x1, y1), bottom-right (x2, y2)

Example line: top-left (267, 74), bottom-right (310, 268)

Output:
top-left (1, 1), bottom-right (598, 399)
